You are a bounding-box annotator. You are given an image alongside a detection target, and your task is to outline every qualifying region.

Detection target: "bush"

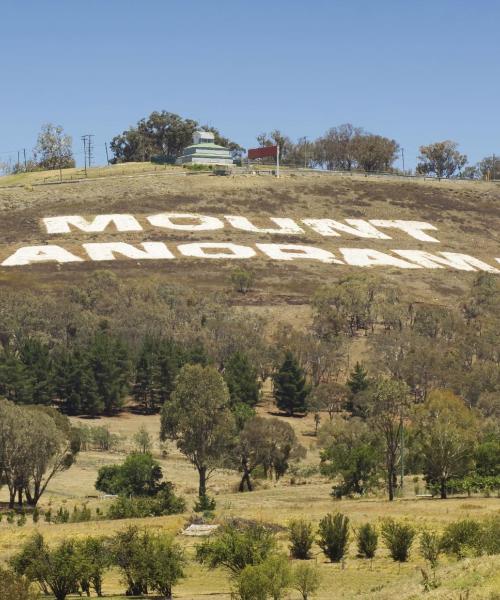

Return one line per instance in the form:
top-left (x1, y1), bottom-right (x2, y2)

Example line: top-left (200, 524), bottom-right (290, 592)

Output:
top-left (234, 554), bottom-right (292, 600)
top-left (194, 494), bottom-right (217, 514)
top-left (96, 453), bottom-right (165, 497)
top-left (381, 519), bottom-right (415, 562)
top-left (107, 485), bottom-right (186, 520)
top-left (196, 522), bottom-right (277, 574)
top-left (0, 568), bottom-right (40, 600)
top-left (231, 268), bottom-right (255, 294)
top-left (440, 518), bottom-right (481, 559)
top-left (11, 534), bottom-right (82, 600)
top-left (480, 514), bottom-right (500, 555)
top-left (288, 519), bottom-right (315, 559)
top-left (317, 513), bottom-right (350, 562)
top-left (148, 533), bottom-right (187, 599)
top-left (356, 522), bottom-right (378, 559)
top-left (292, 562), bottom-right (322, 600)
top-left (419, 529), bottom-right (441, 568)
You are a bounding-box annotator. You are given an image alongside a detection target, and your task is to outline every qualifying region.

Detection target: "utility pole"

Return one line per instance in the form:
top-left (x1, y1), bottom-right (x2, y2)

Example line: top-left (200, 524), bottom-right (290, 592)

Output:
top-left (493, 153), bottom-right (496, 181)
top-left (81, 136), bottom-right (87, 175)
top-left (23, 148), bottom-right (27, 171)
top-left (400, 419), bottom-right (405, 492)
top-left (81, 134), bottom-right (94, 173)
top-left (401, 148), bottom-right (405, 174)
top-left (105, 142), bottom-right (110, 165)
top-left (276, 143), bottom-right (280, 178)
top-left (17, 150), bottom-right (20, 169)
top-left (304, 136), bottom-right (308, 169)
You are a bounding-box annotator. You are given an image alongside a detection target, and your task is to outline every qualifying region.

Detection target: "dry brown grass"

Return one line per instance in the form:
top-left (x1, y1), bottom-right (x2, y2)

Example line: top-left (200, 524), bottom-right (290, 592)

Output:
top-left (0, 167), bottom-right (499, 597)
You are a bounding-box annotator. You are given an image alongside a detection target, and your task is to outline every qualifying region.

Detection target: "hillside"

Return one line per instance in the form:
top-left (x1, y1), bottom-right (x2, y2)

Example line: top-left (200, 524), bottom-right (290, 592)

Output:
top-left (0, 167), bottom-right (499, 309)
top-left (0, 167), bottom-right (499, 600)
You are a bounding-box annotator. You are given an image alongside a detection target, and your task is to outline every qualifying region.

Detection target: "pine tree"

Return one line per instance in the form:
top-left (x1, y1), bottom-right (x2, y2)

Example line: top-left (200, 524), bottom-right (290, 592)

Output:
top-left (133, 338), bottom-right (161, 413)
top-left (347, 362), bottom-right (369, 394)
top-left (55, 349), bottom-right (101, 416)
top-left (0, 350), bottom-right (33, 404)
top-left (19, 338), bottom-right (54, 405)
top-left (224, 352), bottom-right (260, 408)
top-left (89, 332), bottom-right (130, 415)
top-left (156, 339), bottom-right (180, 404)
top-left (273, 352), bottom-right (309, 416)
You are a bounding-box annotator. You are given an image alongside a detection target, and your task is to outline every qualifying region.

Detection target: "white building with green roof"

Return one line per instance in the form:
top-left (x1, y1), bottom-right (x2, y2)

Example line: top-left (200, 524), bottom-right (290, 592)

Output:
top-left (177, 131), bottom-right (233, 166)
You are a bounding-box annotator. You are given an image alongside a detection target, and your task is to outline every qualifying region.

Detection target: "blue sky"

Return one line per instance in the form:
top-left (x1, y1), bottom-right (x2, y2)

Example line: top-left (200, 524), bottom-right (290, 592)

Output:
top-left (1, 0), bottom-right (499, 169)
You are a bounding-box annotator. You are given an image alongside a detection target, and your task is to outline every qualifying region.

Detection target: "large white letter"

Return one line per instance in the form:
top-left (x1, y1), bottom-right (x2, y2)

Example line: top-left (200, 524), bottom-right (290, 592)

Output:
top-left (339, 248), bottom-right (421, 269)
top-left (303, 219), bottom-right (391, 239)
top-left (2, 245), bottom-right (83, 266)
top-left (394, 250), bottom-right (499, 272)
top-left (43, 214), bottom-right (143, 234)
top-left (369, 220), bottom-right (439, 242)
top-left (177, 243), bottom-right (256, 259)
top-left (147, 213), bottom-right (224, 231)
top-left (225, 216), bottom-right (304, 235)
top-left (83, 242), bottom-right (174, 261)
top-left (256, 244), bottom-right (343, 264)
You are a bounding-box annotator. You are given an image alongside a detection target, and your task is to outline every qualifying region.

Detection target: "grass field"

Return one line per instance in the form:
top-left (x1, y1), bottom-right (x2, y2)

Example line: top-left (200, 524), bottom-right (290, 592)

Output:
top-left (0, 166), bottom-right (499, 598)
top-left (1, 401), bottom-right (499, 599)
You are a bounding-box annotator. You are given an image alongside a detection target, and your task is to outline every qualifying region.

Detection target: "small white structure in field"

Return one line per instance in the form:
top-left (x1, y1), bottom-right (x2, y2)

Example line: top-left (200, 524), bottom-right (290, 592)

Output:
top-left (182, 523), bottom-right (220, 537)
top-left (177, 130), bottom-right (233, 166)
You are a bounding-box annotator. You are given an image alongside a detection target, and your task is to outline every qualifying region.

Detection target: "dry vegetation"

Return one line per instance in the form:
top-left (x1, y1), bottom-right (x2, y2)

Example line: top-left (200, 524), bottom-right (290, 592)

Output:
top-left (0, 166), bottom-right (499, 598)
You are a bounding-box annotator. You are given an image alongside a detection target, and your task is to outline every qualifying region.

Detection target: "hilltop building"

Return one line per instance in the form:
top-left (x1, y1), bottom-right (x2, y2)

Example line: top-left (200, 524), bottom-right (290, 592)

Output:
top-left (177, 131), bottom-right (233, 166)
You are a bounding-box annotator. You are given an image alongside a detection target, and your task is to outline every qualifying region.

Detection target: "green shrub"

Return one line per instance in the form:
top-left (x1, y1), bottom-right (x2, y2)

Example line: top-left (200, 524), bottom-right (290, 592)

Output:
top-left (356, 522), bottom-right (378, 558)
top-left (107, 486), bottom-right (185, 520)
top-left (419, 529), bottom-right (441, 568)
top-left (292, 562), bottom-right (322, 600)
top-left (288, 519), bottom-right (315, 559)
top-left (194, 494), bottom-right (216, 514)
top-left (17, 513), bottom-right (27, 527)
top-left (317, 513), bottom-right (350, 562)
top-left (441, 518), bottom-right (481, 559)
top-left (0, 567), bottom-right (40, 600)
top-left (234, 554), bottom-right (292, 600)
top-left (196, 522), bottom-right (277, 574)
top-left (381, 518), bottom-right (415, 562)
top-left (480, 514), bottom-right (500, 555)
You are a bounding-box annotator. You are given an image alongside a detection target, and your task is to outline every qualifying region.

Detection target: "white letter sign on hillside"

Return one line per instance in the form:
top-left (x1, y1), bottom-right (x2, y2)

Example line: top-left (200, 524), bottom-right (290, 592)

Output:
top-left (1, 211), bottom-right (498, 274)
top-left (256, 244), bottom-right (343, 264)
top-left (224, 216), bottom-right (304, 235)
top-left (83, 242), bottom-right (175, 261)
top-left (303, 219), bottom-right (391, 239)
top-left (339, 248), bottom-right (421, 269)
top-left (43, 214), bottom-right (143, 234)
top-left (393, 250), bottom-right (499, 272)
top-left (2, 245), bottom-right (83, 266)
top-left (370, 220), bottom-right (440, 242)
top-left (177, 243), bottom-right (256, 259)
top-left (147, 213), bottom-right (224, 231)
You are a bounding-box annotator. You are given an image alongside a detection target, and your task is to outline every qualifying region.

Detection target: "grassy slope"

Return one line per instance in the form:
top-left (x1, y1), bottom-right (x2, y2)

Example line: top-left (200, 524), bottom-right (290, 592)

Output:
top-left (0, 166), bottom-right (499, 308)
top-left (0, 167), bottom-right (499, 598)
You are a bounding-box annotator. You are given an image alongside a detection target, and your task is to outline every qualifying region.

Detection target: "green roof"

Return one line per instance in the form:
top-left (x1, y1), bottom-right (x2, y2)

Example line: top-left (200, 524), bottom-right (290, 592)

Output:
top-left (184, 143), bottom-right (228, 150)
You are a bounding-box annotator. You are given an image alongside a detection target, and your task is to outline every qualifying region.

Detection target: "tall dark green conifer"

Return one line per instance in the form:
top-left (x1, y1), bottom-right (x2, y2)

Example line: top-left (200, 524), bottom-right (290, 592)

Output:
top-left (19, 338), bottom-right (54, 405)
top-left (55, 348), bottom-right (101, 416)
top-left (224, 352), bottom-right (260, 408)
top-left (273, 352), bottom-right (309, 416)
top-left (88, 333), bottom-right (130, 416)
top-left (0, 351), bottom-right (33, 404)
top-left (347, 362), bottom-right (369, 394)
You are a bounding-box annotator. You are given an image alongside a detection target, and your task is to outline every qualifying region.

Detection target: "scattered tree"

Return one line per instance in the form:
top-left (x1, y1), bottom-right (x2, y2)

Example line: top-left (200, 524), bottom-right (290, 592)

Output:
top-left (161, 364), bottom-right (236, 498)
top-left (317, 513), bottom-right (350, 562)
top-left (273, 352), bottom-right (309, 416)
top-left (33, 123), bottom-right (75, 170)
top-left (417, 141), bottom-right (467, 178)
